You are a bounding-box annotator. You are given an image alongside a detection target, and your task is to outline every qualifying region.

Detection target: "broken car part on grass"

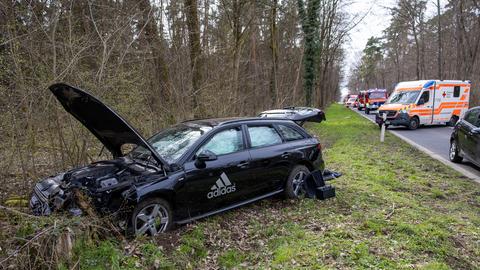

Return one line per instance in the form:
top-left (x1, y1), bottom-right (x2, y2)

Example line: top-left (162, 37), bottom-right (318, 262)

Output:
top-left (30, 83), bottom-right (339, 236)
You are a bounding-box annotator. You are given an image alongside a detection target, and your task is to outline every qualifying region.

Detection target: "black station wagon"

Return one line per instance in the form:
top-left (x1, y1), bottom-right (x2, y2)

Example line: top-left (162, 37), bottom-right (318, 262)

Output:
top-left (30, 84), bottom-right (336, 236)
top-left (450, 106), bottom-right (480, 166)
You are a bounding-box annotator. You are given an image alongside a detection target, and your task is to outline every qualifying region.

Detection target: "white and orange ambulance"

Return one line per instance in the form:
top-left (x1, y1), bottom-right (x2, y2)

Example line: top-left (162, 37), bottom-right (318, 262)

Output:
top-left (376, 80), bottom-right (471, 130)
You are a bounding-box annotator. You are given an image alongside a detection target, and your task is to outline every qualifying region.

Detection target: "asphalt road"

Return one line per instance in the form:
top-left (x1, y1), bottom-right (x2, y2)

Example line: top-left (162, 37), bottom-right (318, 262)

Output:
top-left (350, 106), bottom-right (480, 183)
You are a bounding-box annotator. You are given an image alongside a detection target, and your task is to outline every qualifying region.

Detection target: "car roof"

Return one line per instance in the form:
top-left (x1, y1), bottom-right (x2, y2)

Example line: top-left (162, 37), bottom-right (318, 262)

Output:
top-left (182, 117), bottom-right (295, 127)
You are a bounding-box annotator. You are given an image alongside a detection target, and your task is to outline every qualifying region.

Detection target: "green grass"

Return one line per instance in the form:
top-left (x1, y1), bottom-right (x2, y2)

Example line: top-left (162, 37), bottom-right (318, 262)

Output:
top-left (160, 104), bottom-right (478, 269)
top-left (5, 104), bottom-right (480, 269)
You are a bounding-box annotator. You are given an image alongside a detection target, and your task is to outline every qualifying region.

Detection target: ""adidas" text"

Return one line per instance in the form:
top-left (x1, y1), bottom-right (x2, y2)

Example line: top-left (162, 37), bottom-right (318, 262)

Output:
top-left (207, 172), bottom-right (237, 199)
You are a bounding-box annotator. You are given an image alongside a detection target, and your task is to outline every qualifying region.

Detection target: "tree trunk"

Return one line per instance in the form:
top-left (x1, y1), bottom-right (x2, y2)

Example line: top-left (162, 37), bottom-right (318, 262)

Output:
top-left (269, 0), bottom-right (279, 107)
top-left (186, 0), bottom-right (203, 117)
top-left (137, 0), bottom-right (172, 116)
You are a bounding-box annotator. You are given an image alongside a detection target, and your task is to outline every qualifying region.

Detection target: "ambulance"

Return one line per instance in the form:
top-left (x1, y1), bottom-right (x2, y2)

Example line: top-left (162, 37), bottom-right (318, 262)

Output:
top-left (376, 80), bottom-right (471, 130)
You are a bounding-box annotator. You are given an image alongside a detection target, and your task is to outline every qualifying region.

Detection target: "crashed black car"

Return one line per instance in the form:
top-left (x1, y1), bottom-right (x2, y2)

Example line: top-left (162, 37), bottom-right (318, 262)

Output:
top-left (30, 83), bottom-right (338, 236)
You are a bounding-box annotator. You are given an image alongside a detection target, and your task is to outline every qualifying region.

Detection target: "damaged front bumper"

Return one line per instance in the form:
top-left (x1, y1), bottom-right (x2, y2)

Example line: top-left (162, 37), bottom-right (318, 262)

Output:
top-left (30, 174), bottom-right (67, 216)
top-left (29, 174), bottom-right (86, 217)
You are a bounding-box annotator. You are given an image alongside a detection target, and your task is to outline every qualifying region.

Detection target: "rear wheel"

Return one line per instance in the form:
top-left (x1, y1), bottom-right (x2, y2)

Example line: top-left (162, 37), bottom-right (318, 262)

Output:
top-left (449, 139), bottom-right (463, 163)
top-left (131, 198), bottom-right (172, 236)
top-left (408, 117), bottom-right (419, 130)
top-left (285, 165), bottom-right (310, 199)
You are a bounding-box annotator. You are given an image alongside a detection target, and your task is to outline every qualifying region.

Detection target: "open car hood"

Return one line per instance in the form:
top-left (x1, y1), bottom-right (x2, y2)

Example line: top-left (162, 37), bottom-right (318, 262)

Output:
top-left (258, 107), bottom-right (326, 125)
top-left (49, 83), bottom-right (168, 170)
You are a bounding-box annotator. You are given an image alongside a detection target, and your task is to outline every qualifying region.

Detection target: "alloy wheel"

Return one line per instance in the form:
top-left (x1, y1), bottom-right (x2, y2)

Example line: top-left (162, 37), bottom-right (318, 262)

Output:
top-left (135, 203), bottom-right (169, 236)
top-left (292, 171), bottom-right (307, 197)
top-left (449, 141), bottom-right (457, 160)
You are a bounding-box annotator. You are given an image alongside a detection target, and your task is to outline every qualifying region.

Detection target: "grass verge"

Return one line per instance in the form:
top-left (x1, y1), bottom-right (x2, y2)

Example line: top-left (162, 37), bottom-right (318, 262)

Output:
top-left (1, 104), bottom-right (479, 269)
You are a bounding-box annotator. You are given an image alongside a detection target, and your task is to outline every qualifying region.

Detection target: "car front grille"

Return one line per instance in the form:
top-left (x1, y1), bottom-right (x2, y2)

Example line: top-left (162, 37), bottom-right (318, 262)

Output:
top-left (379, 110), bottom-right (397, 118)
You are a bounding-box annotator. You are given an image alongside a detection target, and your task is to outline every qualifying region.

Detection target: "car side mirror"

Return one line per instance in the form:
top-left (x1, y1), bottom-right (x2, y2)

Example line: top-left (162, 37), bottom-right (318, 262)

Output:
top-left (194, 150), bottom-right (217, 168)
top-left (417, 98), bottom-right (425, 105)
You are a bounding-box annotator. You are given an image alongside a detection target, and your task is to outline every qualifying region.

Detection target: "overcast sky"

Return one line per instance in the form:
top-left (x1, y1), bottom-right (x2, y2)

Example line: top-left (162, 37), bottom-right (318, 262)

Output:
top-left (342, 0), bottom-right (449, 95)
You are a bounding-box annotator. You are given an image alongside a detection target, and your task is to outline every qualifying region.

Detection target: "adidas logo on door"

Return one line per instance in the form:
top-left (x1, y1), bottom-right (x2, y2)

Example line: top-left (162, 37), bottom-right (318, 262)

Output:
top-left (207, 172), bottom-right (236, 199)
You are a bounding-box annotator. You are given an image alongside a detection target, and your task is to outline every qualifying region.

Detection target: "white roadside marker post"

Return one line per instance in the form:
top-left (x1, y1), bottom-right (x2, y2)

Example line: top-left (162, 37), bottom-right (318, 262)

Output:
top-left (380, 113), bottom-right (386, 142)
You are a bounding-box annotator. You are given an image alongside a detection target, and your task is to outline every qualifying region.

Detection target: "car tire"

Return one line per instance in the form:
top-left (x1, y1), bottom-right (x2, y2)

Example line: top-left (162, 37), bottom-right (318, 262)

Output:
top-left (130, 198), bottom-right (172, 236)
top-left (449, 139), bottom-right (463, 163)
top-left (285, 165), bottom-right (310, 199)
top-left (448, 115), bottom-right (459, 127)
top-left (408, 117), bottom-right (419, 130)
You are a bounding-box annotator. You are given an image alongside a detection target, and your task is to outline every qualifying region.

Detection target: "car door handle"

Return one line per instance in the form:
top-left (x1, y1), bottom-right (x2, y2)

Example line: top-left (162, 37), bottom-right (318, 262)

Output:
top-left (236, 161), bottom-right (249, 169)
top-left (281, 152), bottom-right (291, 159)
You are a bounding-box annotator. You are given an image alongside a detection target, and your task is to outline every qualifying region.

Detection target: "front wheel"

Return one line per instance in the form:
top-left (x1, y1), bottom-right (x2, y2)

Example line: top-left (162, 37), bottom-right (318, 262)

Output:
top-left (449, 140), bottom-right (463, 163)
top-left (408, 117), bottom-right (419, 130)
top-left (131, 198), bottom-right (172, 236)
top-left (285, 165), bottom-right (310, 199)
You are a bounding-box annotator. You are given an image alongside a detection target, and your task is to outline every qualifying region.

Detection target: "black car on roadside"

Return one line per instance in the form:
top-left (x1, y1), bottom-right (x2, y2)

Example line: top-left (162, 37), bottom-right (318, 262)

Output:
top-left (30, 84), bottom-right (337, 236)
top-left (450, 107), bottom-right (480, 165)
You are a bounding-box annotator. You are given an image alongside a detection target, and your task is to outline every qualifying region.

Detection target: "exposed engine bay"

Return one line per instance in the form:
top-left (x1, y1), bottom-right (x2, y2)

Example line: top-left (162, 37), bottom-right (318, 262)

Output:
top-left (30, 157), bottom-right (164, 216)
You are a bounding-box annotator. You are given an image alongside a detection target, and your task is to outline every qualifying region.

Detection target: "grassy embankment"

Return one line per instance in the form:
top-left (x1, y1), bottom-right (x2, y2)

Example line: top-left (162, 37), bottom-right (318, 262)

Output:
top-left (2, 104), bottom-right (479, 269)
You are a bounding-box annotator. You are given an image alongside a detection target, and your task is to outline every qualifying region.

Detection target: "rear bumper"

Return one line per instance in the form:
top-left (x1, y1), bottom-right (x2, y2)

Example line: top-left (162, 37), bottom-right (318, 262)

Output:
top-left (376, 112), bottom-right (410, 126)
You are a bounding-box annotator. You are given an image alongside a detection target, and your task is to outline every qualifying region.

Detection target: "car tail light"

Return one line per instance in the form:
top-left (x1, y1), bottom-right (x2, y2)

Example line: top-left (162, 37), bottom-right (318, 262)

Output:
top-left (316, 143), bottom-right (322, 151)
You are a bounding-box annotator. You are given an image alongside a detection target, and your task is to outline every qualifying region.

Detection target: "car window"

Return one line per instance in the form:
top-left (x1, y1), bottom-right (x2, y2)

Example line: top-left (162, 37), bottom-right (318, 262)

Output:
top-left (197, 127), bottom-right (244, 156)
top-left (248, 126), bottom-right (282, 147)
top-left (464, 109), bottom-right (480, 127)
top-left (454, 86), bottom-right (460, 98)
top-left (419, 91), bottom-right (429, 103)
top-left (277, 124), bottom-right (304, 141)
